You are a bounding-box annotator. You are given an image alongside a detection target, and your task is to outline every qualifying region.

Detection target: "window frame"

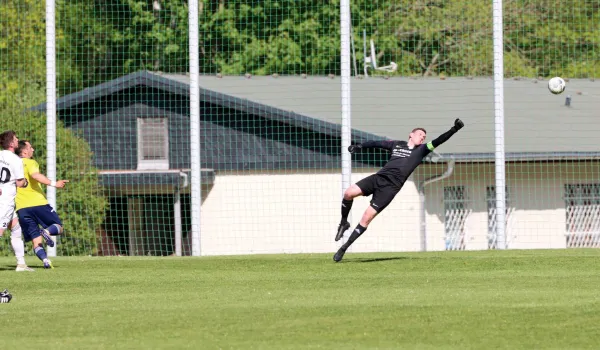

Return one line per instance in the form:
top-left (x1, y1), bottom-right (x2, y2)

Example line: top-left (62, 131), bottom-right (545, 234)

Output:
top-left (137, 117), bottom-right (169, 170)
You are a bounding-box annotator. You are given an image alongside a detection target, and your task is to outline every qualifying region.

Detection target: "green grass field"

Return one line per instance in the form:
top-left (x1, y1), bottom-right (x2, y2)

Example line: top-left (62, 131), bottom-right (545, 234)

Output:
top-left (1, 249), bottom-right (600, 349)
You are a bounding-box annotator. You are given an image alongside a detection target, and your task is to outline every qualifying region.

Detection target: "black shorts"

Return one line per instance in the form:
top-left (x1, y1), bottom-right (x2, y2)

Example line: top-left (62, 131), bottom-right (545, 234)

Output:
top-left (355, 174), bottom-right (402, 213)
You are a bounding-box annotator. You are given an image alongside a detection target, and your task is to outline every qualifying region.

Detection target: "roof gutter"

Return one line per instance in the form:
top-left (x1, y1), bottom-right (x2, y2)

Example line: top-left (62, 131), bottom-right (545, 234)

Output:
top-left (418, 157), bottom-right (455, 252)
top-left (431, 152), bottom-right (600, 162)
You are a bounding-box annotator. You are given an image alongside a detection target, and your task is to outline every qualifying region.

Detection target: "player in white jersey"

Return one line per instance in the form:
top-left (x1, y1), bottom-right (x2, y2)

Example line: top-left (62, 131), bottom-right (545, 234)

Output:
top-left (0, 130), bottom-right (34, 271)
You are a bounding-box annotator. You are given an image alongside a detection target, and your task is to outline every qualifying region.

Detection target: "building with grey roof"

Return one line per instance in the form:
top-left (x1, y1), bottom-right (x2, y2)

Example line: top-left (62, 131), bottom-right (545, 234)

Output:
top-left (31, 71), bottom-right (600, 255)
top-left (160, 72), bottom-right (600, 158)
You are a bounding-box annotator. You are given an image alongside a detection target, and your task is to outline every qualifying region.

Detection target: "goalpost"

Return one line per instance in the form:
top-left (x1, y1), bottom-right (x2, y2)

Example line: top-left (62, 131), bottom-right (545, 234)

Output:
top-left (0, 1), bottom-right (597, 257)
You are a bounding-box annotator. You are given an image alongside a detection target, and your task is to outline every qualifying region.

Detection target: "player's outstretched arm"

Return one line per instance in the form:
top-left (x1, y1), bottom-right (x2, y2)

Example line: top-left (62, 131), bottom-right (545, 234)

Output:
top-left (16, 178), bottom-right (28, 188)
top-left (428, 118), bottom-right (464, 149)
top-left (30, 172), bottom-right (69, 188)
top-left (348, 140), bottom-right (396, 153)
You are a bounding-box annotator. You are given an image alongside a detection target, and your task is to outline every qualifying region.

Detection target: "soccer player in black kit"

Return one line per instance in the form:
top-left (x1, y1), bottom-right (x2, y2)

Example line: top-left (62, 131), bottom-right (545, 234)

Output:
top-left (333, 118), bottom-right (465, 262)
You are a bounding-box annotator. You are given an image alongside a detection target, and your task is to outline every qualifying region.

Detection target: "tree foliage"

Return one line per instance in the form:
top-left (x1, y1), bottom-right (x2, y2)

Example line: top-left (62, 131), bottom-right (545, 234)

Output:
top-left (59, 0), bottom-right (190, 91)
top-left (0, 0), bottom-right (46, 108)
top-left (3, 0), bottom-right (598, 98)
top-left (199, 0), bottom-right (340, 75)
top-left (196, 0), bottom-right (600, 78)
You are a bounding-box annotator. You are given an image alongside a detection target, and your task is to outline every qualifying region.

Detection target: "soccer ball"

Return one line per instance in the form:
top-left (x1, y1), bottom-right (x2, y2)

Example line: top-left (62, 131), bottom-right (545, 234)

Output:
top-left (548, 77), bottom-right (566, 95)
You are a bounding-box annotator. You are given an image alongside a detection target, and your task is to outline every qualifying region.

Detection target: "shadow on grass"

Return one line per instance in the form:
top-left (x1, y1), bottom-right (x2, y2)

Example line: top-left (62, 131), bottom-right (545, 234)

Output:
top-left (0, 264), bottom-right (53, 271)
top-left (345, 257), bottom-right (410, 263)
top-left (342, 255), bottom-right (444, 263)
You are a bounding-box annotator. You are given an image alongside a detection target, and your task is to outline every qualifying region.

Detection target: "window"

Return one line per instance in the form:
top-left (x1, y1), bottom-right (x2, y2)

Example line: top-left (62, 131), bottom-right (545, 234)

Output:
top-left (486, 186), bottom-right (512, 249)
top-left (565, 184), bottom-right (600, 248)
top-left (137, 118), bottom-right (169, 170)
top-left (444, 186), bottom-right (469, 251)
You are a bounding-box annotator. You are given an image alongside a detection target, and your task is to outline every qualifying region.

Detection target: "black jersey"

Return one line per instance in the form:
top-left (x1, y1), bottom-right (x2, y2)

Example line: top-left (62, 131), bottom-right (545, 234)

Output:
top-left (356, 126), bottom-right (459, 187)
top-left (360, 140), bottom-right (434, 187)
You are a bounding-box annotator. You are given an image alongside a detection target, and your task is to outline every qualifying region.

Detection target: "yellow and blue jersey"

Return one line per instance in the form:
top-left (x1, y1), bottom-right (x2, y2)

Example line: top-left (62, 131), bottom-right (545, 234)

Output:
top-left (16, 158), bottom-right (48, 211)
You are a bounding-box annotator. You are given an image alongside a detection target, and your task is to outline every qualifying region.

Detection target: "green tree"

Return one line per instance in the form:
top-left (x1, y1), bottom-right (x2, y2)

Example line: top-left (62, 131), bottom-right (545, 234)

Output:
top-left (0, 0), bottom-right (102, 102)
top-left (0, 0), bottom-right (46, 108)
top-left (503, 0), bottom-right (600, 78)
top-left (75, 0), bottom-right (190, 84)
top-left (199, 0), bottom-right (340, 74)
top-left (350, 0), bottom-right (599, 78)
top-left (5, 0), bottom-right (599, 98)
top-left (195, 0), bottom-right (599, 77)
top-left (57, 0), bottom-right (117, 95)
top-left (0, 109), bottom-right (108, 256)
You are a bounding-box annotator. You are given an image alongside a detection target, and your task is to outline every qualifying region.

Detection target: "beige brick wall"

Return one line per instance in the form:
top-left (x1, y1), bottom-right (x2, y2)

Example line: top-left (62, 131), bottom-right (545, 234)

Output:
top-left (199, 170), bottom-right (421, 255)
top-left (198, 162), bottom-right (599, 255)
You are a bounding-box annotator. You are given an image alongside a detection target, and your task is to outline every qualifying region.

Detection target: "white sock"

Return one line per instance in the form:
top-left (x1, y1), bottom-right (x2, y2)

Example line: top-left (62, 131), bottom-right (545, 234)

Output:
top-left (10, 223), bottom-right (26, 266)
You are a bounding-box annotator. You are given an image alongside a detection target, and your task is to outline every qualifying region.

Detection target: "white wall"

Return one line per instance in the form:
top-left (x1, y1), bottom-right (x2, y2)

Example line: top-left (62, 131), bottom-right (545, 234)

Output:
top-left (422, 162), bottom-right (600, 251)
top-left (199, 162), bottom-right (599, 255)
top-left (200, 169), bottom-right (421, 255)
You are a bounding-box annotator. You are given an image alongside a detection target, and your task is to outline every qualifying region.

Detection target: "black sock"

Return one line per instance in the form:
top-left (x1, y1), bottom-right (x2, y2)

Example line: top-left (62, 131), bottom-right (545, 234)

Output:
top-left (342, 224), bottom-right (367, 250)
top-left (341, 199), bottom-right (353, 222)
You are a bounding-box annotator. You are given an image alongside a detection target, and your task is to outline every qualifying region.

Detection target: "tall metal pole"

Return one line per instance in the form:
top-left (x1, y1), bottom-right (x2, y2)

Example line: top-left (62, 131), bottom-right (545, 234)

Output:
top-left (493, 0), bottom-right (507, 249)
top-left (46, 0), bottom-right (57, 257)
top-left (340, 0), bottom-right (352, 242)
top-left (189, 0), bottom-right (201, 256)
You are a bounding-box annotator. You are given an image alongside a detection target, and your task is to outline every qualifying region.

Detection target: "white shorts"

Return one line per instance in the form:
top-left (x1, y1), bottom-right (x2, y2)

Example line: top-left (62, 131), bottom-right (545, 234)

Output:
top-left (0, 201), bottom-right (16, 231)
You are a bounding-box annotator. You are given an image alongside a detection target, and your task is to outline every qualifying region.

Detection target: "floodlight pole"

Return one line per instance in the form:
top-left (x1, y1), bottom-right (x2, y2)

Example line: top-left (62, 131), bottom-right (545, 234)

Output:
top-left (189, 0), bottom-right (202, 256)
top-left (46, 0), bottom-right (57, 257)
top-left (340, 0), bottom-right (352, 240)
top-left (493, 0), bottom-right (507, 249)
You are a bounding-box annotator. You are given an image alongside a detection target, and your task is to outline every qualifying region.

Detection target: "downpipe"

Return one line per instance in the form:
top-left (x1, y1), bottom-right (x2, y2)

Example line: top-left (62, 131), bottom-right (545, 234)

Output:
top-left (418, 159), bottom-right (455, 252)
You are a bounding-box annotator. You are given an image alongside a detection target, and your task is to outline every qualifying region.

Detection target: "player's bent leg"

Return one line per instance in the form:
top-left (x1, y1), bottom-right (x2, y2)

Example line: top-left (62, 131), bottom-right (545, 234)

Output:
top-left (41, 223), bottom-right (63, 248)
top-left (40, 228), bottom-right (55, 247)
top-left (336, 185), bottom-right (364, 241)
top-left (335, 222), bottom-right (350, 242)
top-left (31, 236), bottom-right (47, 260)
top-left (359, 206), bottom-right (379, 227)
top-left (343, 184), bottom-right (363, 201)
top-left (39, 205), bottom-right (64, 247)
top-left (31, 238), bottom-right (53, 269)
top-left (45, 223), bottom-right (63, 236)
top-left (35, 244), bottom-right (53, 269)
top-left (334, 207), bottom-right (379, 263)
